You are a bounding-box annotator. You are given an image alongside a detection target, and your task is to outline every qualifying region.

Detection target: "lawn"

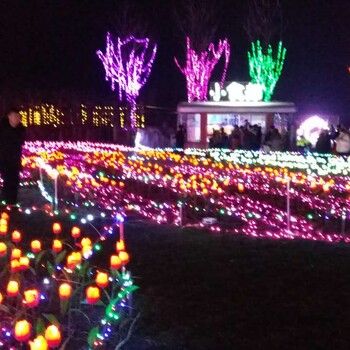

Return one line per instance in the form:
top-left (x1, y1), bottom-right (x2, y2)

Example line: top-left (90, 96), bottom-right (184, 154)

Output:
top-left (126, 222), bottom-right (350, 350)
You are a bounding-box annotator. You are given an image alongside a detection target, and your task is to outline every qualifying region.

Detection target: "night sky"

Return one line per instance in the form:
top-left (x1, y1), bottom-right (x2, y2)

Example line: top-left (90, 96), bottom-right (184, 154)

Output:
top-left (0, 0), bottom-right (350, 121)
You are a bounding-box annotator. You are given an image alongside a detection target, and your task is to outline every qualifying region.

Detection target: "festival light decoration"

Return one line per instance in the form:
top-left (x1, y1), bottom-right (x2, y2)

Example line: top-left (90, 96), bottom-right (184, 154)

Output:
top-left (297, 116), bottom-right (329, 146)
top-left (119, 251), bottom-right (130, 264)
top-left (96, 271), bottom-right (109, 288)
top-left (14, 320), bottom-right (31, 342)
top-left (52, 239), bottom-right (63, 253)
top-left (86, 286), bottom-right (100, 304)
top-left (23, 289), bottom-right (40, 308)
top-left (0, 210), bottom-right (137, 349)
top-left (248, 40), bottom-right (286, 102)
top-left (0, 242), bottom-right (7, 256)
top-left (110, 255), bottom-right (122, 270)
top-left (44, 325), bottom-right (62, 348)
top-left (7, 280), bottom-right (20, 297)
top-left (175, 37), bottom-right (230, 102)
top-left (12, 230), bottom-right (22, 243)
top-left (58, 283), bottom-right (72, 300)
top-left (29, 336), bottom-right (48, 350)
top-left (97, 33), bottom-right (157, 129)
top-left (116, 240), bottom-right (125, 252)
top-left (52, 222), bottom-right (61, 234)
top-left (11, 259), bottom-right (20, 272)
top-left (71, 226), bottom-right (81, 239)
top-left (13, 140), bottom-right (350, 243)
top-left (19, 257), bottom-right (30, 270)
top-left (11, 248), bottom-right (22, 260)
top-left (0, 218), bottom-right (8, 235)
top-left (31, 240), bottom-right (42, 253)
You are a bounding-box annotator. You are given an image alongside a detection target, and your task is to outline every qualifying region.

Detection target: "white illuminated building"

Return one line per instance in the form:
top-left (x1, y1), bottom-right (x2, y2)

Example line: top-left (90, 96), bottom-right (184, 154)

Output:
top-left (178, 81), bottom-right (297, 148)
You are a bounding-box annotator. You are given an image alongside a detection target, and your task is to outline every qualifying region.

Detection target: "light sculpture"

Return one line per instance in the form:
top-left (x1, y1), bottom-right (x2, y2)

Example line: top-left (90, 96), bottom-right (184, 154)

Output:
top-left (175, 37), bottom-right (230, 102)
top-left (248, 40), bottom-right (286, 101)
top-left (97, 33), bottom-right (157, 129)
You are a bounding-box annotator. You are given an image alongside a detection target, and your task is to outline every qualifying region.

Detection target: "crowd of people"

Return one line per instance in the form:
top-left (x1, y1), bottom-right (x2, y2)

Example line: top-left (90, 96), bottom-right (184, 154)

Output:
top-left (313, 125), bottom-right (350, 155)
top-left (176, 122), bottom-right (350, 156)
top-left (208, 123), bottom-right (291, 152)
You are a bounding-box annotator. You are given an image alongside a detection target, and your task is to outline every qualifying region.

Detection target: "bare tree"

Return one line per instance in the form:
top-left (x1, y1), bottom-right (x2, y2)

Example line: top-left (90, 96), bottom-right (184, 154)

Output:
top-left (173, 0), bottom-right (222, 52)
top-left (244, 0), bottom-right (284, 47)
top-left (109, 0), bottom-right (149, 40)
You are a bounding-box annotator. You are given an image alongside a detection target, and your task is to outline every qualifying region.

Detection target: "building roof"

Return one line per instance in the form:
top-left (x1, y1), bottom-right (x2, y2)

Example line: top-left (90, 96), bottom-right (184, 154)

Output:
top-left (177, 101), bottom-right (297, 114)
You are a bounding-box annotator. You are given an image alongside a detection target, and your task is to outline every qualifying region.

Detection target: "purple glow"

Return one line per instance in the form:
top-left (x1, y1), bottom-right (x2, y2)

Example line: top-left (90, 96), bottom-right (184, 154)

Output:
top-left (97, 33), bottom-right (157, 129)
top-left (175, 37), bottom-right (230, 102)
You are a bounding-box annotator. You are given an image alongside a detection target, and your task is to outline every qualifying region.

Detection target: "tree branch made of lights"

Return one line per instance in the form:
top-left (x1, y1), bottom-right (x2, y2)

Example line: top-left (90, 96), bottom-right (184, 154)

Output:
top-left (247, 40), bottom-right (286, 102)
top-left (175, 37), bottom-right (230, 102)
top-left (97, 33), bottom-right (157, 129)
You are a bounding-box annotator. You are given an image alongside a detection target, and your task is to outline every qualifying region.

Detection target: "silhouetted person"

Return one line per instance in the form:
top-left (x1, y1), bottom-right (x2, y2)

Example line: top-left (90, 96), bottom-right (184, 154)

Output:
top-left (176, 124), bottom-right (185, 149)
top-left (230, 125), bottom-right (241, 150)
top-left (220, 127), bottom-right (229, 148)
top-left (316, 130), bottom-right (331, 153)
top-left (0, 109), bottom-right (26, 205)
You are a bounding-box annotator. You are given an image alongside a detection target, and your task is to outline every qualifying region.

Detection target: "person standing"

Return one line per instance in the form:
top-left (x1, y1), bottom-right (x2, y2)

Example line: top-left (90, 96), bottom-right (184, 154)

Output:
top-left (175, 124), bottom-right (185, 149)
top-left (335, 127), bottom-right (350, 156)
top-left (0, 109), bottom-right (26, 205)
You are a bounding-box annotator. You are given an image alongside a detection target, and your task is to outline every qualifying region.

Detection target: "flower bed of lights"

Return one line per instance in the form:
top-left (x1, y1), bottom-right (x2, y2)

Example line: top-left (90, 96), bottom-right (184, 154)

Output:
top-left (0, 211), bottom-right (137, 350)
top-left (7, 141), bottom-right (350, 244)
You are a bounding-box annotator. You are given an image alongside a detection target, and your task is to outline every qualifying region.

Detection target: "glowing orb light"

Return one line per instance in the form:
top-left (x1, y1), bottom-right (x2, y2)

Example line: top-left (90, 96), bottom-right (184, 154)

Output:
top-left (297, 116), bottom-right (329, 146)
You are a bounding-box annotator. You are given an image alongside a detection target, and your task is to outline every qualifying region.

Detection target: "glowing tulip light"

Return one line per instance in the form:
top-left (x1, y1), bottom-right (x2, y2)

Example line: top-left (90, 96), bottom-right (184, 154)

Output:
top-left (86, 286), bottom-right (100, 304)
top-left (58, 283), bottom-right (72, 300)
top-left (23, 289), bottom-right (40, 308)
top-left (44, 325), bottom-right (62, 348)
top-left (14, 320), bottom-right (31, 342)
top-left (29, 335), bottom-right (48, 350)
top-left (0, 242), bottom-right (7, 256)
top-left (7, 280), bottom-right (20, 297)
top-left (96, 271), bottom-right (109, 288)
top-left (31, 240), bottom-right (42, 253)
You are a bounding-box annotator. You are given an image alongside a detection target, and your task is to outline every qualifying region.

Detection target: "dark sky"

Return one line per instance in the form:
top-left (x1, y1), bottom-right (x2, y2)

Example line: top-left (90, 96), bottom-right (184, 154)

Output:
top-left (0, 0), bottom-right (350, 121)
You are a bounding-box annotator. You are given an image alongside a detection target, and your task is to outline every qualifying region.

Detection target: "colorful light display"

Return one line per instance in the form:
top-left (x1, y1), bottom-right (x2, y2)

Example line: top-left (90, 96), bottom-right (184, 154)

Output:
top-left (175, 37), bottom-right (230, 102)
top-left (18, 141), bottom-right (350, 244)
top-left (2, 141), bottom-right (350, 247)
top-left (248, 40), bottom-right (286, 102)
top-left (97, 33), bottom-right (157, 129)
top-left (0, 211), bottom-right (136, 349)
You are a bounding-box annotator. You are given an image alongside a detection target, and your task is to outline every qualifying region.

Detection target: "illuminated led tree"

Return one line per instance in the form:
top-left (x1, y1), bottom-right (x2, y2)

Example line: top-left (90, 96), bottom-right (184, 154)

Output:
top-left (97, 33), bottom-right (157, 129)
top-left (175, 37), bottom-right (230, 102)
top-left (248, 40), bottom-right (286, 102)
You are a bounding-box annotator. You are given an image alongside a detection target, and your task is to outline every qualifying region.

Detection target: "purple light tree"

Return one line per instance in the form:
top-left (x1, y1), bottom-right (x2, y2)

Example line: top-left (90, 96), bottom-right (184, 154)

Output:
top-left (97, 32), bottom-right (157, 129)
top-left (175, 37), bottom-right (230, 102)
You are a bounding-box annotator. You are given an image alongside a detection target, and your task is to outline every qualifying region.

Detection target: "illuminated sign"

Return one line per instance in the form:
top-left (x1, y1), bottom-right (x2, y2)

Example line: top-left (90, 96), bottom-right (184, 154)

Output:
top-left (209, 81), bottom-right (264, 102)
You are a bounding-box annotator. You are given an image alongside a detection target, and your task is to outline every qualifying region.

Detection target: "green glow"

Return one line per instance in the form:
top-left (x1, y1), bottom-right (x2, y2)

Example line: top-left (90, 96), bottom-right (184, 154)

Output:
top-left (248, 40), bottom-right (286, 102)
top-left (94, 244), bottom-right (102, 252)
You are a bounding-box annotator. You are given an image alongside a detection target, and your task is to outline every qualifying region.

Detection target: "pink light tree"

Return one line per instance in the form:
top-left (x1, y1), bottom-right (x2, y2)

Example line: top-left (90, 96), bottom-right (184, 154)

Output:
top-left (97, 32), bottom-right (157, 129)
top-left (174, 37), bottom-right (230, 102)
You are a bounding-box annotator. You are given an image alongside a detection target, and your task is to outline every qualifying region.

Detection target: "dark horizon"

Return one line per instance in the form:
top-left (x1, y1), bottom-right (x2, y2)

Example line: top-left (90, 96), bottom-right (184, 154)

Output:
top-left (0, 0), bottom-right (350, 122)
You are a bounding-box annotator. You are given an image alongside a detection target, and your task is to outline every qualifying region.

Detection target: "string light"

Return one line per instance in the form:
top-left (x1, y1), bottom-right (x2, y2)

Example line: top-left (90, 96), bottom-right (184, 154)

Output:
top-left (248, 40), bottom-right (287, 101)
top-left (175, 37), bottom-right (230, 102)
top-left (97, 33), bottom-right (157, 129)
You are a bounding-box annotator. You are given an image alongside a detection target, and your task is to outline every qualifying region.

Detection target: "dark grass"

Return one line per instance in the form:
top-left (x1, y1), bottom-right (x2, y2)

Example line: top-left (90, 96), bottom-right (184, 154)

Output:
top-left (10, 188), bottom-right (350, 349)
top-left (125, 222), bottom-right (350, 350)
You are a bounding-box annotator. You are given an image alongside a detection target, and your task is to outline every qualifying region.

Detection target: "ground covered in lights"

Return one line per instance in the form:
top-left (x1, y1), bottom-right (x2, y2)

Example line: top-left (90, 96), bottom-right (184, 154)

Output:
top-left (16, 187), bottom-right (350, 349)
